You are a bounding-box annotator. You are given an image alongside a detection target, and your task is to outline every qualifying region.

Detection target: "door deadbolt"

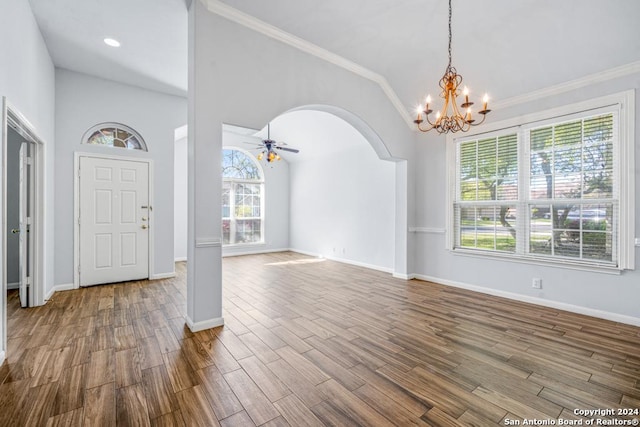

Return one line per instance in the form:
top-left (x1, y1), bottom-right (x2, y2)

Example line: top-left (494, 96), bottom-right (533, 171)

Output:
top-left (11, 229), bottom-right (19, 234)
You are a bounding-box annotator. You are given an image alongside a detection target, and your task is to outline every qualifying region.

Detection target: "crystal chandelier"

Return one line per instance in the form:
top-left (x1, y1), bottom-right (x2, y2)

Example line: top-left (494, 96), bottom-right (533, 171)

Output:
top-left (414, 0), bottom-right (491, 133)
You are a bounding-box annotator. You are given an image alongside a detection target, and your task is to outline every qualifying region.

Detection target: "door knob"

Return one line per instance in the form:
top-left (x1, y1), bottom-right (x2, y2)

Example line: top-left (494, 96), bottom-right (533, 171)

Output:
top-left (141, 224), bottom-right (148, 229)
top-left (11, 229), bottom-right (19, 234)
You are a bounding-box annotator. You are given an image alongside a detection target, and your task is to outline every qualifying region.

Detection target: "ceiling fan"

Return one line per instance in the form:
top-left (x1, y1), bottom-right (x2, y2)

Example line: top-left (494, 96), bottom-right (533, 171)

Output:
top-left (245, 123), bottom-right (299, 163)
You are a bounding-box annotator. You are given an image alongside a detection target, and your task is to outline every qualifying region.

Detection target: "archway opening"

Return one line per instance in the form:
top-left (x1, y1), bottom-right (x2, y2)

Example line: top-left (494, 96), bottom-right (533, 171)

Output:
top-left (264, 108), bottom-right (397, 272)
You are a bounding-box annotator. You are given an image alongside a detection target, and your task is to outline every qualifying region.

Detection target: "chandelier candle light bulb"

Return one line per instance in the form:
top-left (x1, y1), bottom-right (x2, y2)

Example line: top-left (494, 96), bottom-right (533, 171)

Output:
top-left (425, 95), bottom-right (432, 114)
top-left (414, 0), bottom-right (491, 133)
top-left (462, 87), bottom-right (470, 106)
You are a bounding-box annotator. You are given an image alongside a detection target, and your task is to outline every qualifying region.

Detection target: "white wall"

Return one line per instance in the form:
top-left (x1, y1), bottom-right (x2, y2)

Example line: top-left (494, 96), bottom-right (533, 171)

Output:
top-left (414, 71), bottom-right (640, 324)
top-left (290, 146), bottom-right (395, 271)
top-left (0, 0), bottom-right (56, 361)
top-left (274, 111), bottom-right (396, 271)
top-left (54, 69), bottom-right (187, 285)
top-left (0, 0), bottom-right (55, 141)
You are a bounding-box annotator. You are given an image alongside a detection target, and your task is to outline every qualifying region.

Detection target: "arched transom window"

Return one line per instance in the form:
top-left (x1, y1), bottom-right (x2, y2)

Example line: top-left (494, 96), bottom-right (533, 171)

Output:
top-left (222, 148), bottom-right (264, 245)
top-left (82, 123), bottom-right (148, 151)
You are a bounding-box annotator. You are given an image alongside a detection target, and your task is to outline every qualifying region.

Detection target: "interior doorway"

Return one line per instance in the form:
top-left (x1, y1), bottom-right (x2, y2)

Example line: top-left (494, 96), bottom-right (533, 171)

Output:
top-left (7, 133), bottom-right (36, 307)
top-left (2, 98), bottom-right (46, 362)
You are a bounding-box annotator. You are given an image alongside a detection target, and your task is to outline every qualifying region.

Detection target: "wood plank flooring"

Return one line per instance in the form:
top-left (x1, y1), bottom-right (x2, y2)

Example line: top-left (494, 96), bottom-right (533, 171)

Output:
top-left (1, 251), bottom-right (639, 426)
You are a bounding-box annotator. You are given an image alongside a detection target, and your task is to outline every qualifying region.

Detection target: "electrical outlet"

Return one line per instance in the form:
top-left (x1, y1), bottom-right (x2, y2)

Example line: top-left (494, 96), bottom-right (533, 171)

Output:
top-left (532, 278), bottom-right (542, 289)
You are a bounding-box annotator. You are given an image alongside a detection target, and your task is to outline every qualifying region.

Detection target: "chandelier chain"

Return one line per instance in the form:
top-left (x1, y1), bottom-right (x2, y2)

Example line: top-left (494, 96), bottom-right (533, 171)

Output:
top-left (447, 0), bottom-right (452, 69)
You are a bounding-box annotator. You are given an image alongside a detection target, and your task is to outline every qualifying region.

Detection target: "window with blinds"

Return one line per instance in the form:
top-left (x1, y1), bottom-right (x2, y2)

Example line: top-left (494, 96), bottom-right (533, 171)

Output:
top-left (528, 114), bottom-right (616, 263)
top-left (451, 95), bottom-right (634, 270)
top-left (455, 134), bottom-right (518, 253)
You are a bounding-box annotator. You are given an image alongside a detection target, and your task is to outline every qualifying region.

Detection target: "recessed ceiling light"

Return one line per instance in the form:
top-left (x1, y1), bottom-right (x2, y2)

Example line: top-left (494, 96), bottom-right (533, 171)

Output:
top-left (103, 38), bottom-right (121, 47)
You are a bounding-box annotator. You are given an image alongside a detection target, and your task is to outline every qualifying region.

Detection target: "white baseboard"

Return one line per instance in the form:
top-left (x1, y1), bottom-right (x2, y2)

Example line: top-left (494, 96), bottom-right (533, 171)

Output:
top-left (45, 283), bottom-right (74, 301)
top-left (185, 314), bottom-right (224, 332)
top-left (0, 350), bottom-right (5, 366)
top-left (289, 248), bottom-right (393, 274)
top-left (222, 247), bottom-right (290, 257)
top-left (174, 257), bottom-right (187, 262)
top-left (45, 287), bottom-right (55, 302)
top-left (413, 273), bottom-right (640, 327)
top-left (150, 272), bottom-right (176, 280)
top-left (393, 272), bottom-right (416, 280)
top-left (7, 282), bottom-right (19, 290)
top-left (54, 283), bottom-right (74, 292)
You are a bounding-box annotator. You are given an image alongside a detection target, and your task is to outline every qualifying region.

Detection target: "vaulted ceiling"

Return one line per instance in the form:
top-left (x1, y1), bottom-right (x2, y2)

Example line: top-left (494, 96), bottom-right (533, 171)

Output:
top-left (28, 0), bottom-right (188, 96)
top-left (28, 0), bottom-right (640, 112)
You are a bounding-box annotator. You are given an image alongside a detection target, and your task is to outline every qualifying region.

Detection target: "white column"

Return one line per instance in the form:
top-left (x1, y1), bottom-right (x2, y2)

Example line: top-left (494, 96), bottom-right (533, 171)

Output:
top-left (185, 0), bottom-right (224, 331)
top-left (393, 160), bottom-right (409, 278)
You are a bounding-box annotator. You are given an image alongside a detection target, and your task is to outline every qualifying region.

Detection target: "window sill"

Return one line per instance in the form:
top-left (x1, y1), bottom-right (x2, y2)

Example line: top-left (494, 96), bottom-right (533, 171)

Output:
top-left (449, 247), bottom-right (625, 275)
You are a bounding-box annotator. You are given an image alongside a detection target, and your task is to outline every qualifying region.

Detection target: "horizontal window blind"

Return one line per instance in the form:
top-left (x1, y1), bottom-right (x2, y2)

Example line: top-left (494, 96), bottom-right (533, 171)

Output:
top-left (527, 113), bottom-right (617, 265)
top-left (452, 108), bottom-right (626, 268)
top-left (455, 133), bottom-right (518, 253)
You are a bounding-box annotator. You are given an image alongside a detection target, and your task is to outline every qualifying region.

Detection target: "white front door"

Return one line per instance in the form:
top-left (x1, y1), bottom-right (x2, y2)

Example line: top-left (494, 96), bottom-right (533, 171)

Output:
top-left (79, 157), bottom-right (149, 286)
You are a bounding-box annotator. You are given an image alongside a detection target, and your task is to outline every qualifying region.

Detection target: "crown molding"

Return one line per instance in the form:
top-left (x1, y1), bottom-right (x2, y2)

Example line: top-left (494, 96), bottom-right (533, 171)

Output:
top-left (204, 0), bottom-right (414, 128)
top-left (494, 60), bottom-right (640, 109)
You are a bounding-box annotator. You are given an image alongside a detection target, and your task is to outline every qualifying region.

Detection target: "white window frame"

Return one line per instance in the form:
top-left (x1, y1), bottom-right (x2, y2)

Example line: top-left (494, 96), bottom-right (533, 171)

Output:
top-left (446, 90), bottom-right (635, 272)
top-left (222, 148), bottom-right (265, 246)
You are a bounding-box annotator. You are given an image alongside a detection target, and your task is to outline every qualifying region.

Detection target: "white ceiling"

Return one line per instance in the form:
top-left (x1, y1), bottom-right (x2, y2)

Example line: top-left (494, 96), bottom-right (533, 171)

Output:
top-left (218, 0), bottom-right (640, 105)
top-left (28, 0), bottom-right (640, 111)
top-left (28, 0), bottom-right (188, 96)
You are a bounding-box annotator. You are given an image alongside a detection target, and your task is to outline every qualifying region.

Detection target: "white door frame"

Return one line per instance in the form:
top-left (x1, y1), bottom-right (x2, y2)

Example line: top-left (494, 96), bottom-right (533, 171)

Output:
top-left (73, 152), bottom-right (154, 289)
top-left (2, 98), bottom-right (46, 363)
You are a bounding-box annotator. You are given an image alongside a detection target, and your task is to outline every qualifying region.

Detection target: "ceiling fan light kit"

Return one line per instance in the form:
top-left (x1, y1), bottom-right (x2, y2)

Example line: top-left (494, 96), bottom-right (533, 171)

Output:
top-left (415, 0), bottom-right (491, 134)
top-left (247, 123), bottom-right (299, 164)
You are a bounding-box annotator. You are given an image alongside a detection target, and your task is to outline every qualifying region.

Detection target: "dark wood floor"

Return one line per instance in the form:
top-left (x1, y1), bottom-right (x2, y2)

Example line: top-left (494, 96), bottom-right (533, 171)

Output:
top-left (1, 252), bottom-right (639, 426)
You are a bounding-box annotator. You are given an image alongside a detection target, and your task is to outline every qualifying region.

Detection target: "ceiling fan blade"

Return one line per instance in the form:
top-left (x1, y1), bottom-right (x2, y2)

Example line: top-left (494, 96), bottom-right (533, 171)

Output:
top-left (242, 141), bottom-right (263, 147)
top-left (276, 147), bottom-right (299, 153)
